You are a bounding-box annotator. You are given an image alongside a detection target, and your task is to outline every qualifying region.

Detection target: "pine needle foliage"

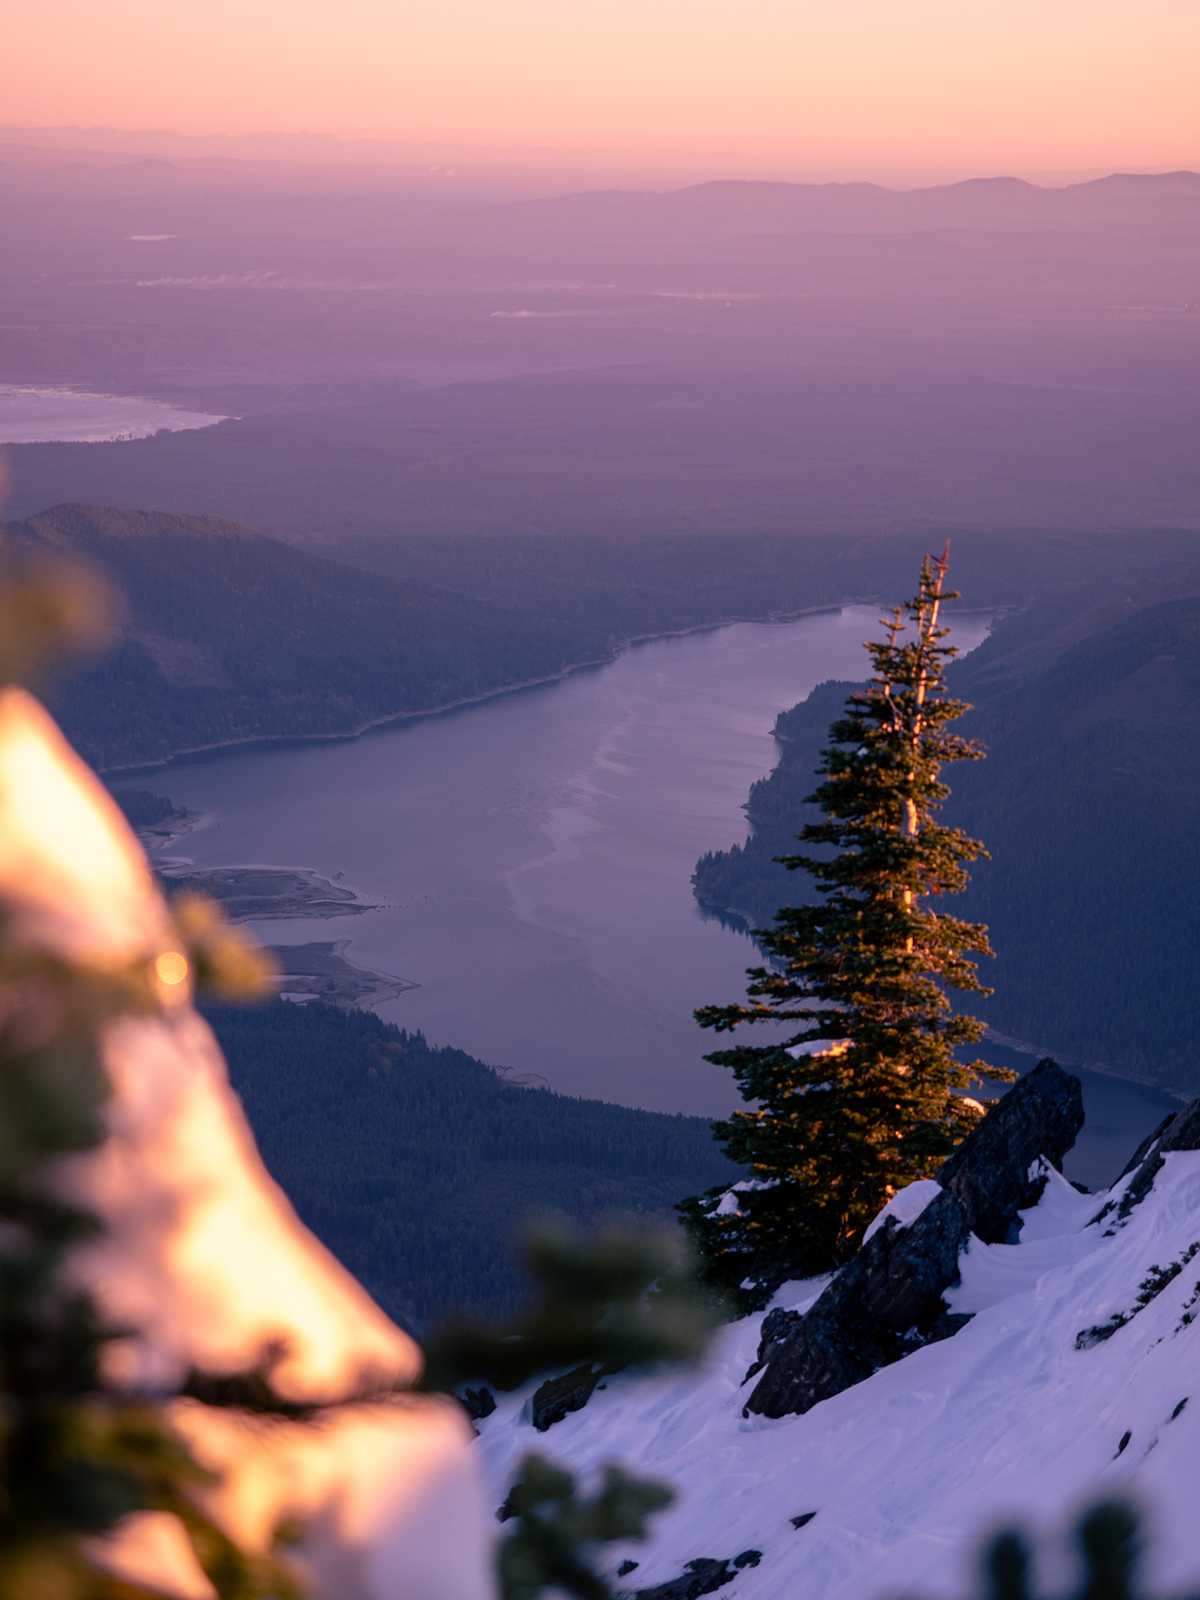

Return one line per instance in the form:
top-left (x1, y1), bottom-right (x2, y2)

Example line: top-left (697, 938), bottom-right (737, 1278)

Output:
top-left (422, 1222), bottom-right (712, 1397)
top-left (684, 552), bottom-right (1013, 1300)
top-left (952, 1501), bottom-right (1142, 1600)
top-left (497, 1456), bottom-right (673, 1600)
top-left (424, 1222), bottom-right (709, 1600)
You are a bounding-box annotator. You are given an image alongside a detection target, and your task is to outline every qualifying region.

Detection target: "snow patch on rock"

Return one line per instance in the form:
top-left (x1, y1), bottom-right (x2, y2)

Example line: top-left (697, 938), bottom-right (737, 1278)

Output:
top-left (862, 1178), bottom-right (942, 1244)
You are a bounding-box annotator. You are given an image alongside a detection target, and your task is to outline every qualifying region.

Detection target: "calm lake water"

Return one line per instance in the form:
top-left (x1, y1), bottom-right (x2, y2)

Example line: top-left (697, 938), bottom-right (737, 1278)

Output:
top-left (137, 607), bottom-right (1175, 1187)
top-left (0, 384), bottom-right (223, 444)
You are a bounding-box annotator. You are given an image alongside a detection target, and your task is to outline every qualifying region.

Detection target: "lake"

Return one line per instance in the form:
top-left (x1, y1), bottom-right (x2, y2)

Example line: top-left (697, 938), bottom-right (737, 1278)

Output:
top-left (0, 384), bottom-right (224, 444)
top-left (132, 606), bottom-right (1176, 1188)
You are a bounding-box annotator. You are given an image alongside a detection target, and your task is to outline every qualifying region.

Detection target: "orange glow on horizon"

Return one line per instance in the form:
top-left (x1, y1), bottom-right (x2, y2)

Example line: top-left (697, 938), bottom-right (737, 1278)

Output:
top-left (3, 0), bottom-right (1197, 182)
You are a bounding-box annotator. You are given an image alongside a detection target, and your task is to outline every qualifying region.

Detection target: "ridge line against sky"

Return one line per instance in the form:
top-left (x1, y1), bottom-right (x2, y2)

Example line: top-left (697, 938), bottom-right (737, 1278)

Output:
top-left (5, 0), bottom-right (1198, 185)
top-left (3, 125), bottom-right (1198, 193)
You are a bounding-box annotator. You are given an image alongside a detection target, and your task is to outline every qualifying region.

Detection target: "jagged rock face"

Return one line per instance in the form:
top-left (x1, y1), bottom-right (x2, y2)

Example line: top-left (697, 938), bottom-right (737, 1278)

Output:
top-left (744, 1192), bottom-right (971, 1418)
top-left (460, 1386), bottom-right (498, 1423)
top-left (937, 1059), bottom-right (1084, 1243)
top-left (531, 1361), bottom-right (622, 1431)
top-left (1116, 1114), bottom-right (1176, 1184)
top-left (1158, 1102), bottom-right (1200, 1153)
top-left (1114, 1099), bottom-right (1200, 1218)
top-left (744, 1060), bottom-right (1084, 1419)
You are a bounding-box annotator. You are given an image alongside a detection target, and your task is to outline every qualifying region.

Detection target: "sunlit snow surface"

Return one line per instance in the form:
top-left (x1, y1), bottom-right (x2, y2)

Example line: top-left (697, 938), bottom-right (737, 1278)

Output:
top-left (0, 690), bottom-right (490, 1600)
top-left (480, 1163), bottom-right (1200, 1599)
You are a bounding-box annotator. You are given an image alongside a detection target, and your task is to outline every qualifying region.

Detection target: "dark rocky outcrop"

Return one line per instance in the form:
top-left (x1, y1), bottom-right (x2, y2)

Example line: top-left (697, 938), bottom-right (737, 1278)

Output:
top-left (458, 1384), bottom-right (497, 1422)
top-left (1110, 1097), bottom-right (1200, 1220)
top-left (744, 1190), bottom-right (971, 1417)
top-left (530, 1361), bottom-right (622, 1431)
top-left (630, 1551), bottom-right (761, 1600)
top-left (938, 1059), bottom-right (1084, 1243)
top-left (1116, 1114), bottom-right (1175, 1185)
top-left (1142, 1095), bottom-right (1200, 1162)
top-left (744, 1060), bottom-right (1084, 1419)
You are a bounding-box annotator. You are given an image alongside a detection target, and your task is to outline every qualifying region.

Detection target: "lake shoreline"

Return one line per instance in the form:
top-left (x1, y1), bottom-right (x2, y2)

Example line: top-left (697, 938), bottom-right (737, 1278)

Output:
top-left (0, 381), bottom-right (226, 445)
top-left (157, 862), bottom-right (378, 923)
top-left (146, 860), bottom-right (401, 1006)
top-left (269, 938), bottom-right (418, 1009)
top-left (100, 600), bottom-right (871, 776)
top-left (121, 602), bottom-right (1170, 1185)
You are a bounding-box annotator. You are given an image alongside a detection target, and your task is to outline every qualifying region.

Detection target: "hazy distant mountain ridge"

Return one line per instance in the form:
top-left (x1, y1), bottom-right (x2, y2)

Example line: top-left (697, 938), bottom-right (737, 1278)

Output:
top-left (503, 168), bottom-right (1200, 245)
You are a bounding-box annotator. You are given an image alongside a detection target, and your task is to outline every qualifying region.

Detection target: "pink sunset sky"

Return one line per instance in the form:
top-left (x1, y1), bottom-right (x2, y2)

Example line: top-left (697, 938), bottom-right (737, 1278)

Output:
top-left (4, 0), bottom-right (1198, 182)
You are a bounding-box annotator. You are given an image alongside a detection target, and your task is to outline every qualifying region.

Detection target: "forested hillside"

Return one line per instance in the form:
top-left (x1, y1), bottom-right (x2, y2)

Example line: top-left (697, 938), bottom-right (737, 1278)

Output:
top-left (1, 503), bottom-right (605, 768)
top-left (0, 501), bottom-right (1164, 770)
top-left (694, 595), bottom-right (1200, 1093)
top-left (0, 502), bottom-right (891, 770)
top-left (207, 999), bottom-right (736, 1328)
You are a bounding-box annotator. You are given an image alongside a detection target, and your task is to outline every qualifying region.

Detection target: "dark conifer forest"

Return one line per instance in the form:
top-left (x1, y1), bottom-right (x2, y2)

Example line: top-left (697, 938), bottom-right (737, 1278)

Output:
top-left (207, 999), bottom-right (736, 1327)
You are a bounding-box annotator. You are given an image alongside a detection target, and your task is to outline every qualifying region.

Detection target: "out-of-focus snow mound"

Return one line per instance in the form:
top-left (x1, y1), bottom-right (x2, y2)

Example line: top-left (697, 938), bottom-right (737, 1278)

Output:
top-left (0, 689), bottom-right (491, 1599)
top-left (480, 1149), bottom-right (1200, 1600)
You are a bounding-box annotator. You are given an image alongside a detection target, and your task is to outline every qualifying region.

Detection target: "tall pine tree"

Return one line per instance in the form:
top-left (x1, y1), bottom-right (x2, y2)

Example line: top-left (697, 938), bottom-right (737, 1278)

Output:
top-left (683, 551), bottom-right (1012, 1303)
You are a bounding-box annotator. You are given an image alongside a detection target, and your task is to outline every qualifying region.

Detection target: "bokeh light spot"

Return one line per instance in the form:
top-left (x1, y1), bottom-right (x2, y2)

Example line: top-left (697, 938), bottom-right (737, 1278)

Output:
top-left (156, 950), bottom-right (190, 987)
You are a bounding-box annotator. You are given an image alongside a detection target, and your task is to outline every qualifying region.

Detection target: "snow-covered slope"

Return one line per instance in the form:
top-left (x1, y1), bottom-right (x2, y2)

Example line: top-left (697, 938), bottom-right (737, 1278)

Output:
top-left (479, 1146), bottom-right (1200, 1599)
